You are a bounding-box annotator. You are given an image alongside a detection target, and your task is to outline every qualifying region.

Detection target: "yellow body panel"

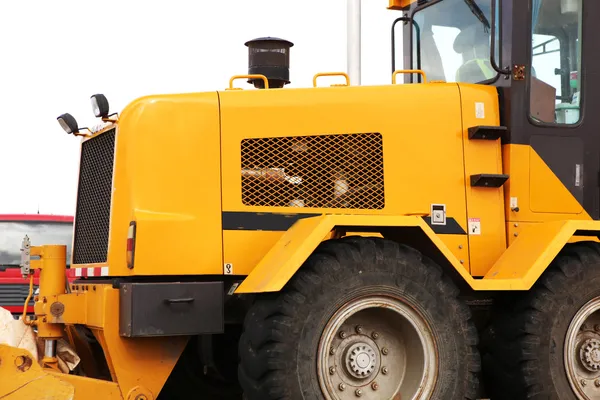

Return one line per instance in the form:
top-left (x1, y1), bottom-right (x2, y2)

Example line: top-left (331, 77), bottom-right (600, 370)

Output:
top-left (0, 344), bottom-right (122, 400)
top-left (75, 92), bottom-right (224, 276)
top-left (458, 84), bottom-right (507, 276)
top-left (64, 78), bottom-right (596, 295)
top-left (220, 83), bottom-right (471, 272)
top-left (503, 144), bottom-right (590, 224)
top-left (484, 220), bottom-right (600, 288)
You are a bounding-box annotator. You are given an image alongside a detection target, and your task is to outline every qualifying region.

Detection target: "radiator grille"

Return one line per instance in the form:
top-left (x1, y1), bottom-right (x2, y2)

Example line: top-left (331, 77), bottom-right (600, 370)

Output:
top-left (72, 129), bottom-right (116, 264)
top-left (0, 284), bottom-right (36, 307)
top-left (241, 133), bottom-right (384, 209)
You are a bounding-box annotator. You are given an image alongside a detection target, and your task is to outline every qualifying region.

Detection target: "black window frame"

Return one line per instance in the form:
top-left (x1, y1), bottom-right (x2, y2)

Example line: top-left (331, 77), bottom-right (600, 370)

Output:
top-left (525, 0), bottom-right (586, 129)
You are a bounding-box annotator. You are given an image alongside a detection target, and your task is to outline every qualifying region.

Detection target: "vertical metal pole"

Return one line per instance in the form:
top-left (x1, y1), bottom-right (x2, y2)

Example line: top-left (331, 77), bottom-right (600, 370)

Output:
top-left (347, 0), bottom-right (361, 85)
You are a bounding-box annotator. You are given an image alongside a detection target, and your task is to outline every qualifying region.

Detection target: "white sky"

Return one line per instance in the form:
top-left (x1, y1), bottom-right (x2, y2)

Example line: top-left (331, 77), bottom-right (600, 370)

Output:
top-left (0, 0), bottom-right (402, 216)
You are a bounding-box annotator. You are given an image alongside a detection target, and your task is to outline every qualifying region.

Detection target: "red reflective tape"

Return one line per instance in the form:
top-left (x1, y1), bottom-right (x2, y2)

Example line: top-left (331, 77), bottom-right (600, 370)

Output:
top-left (2, 305), bottom-right (33, 313)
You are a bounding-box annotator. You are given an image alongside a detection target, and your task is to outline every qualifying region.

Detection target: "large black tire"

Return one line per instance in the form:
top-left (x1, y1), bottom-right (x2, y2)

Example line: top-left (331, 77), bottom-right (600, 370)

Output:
top-left (483, 242), bottom-right (600, 399)
top-left (238, 237), bottom-right (480, 399)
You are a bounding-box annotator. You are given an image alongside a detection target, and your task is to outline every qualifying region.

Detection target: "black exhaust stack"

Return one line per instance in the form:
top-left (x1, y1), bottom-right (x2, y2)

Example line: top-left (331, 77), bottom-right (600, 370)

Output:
top-left (245, 37), bottom-right (294, 89)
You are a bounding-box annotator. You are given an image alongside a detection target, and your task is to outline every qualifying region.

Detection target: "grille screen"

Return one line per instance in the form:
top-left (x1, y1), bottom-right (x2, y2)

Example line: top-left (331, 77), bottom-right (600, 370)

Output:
top-left (241, 133), bottom-right (384, 209)
top-left (72, 129), bottom-right (116, 264)
top-left (0, 284), bottom-right (36, 307)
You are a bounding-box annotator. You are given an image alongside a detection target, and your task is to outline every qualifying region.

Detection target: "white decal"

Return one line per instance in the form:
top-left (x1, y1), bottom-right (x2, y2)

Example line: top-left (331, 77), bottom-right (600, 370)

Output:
top-left (575, 164), bottom-right (582, 187)
top-left (510, 197), bottom-right (518, 209)
top-left (475, 102), bottom-right (485, 119)
top-left (468, 218), bottom-right (481, 235)
top-left (224, 263), bottom-right (234, 275)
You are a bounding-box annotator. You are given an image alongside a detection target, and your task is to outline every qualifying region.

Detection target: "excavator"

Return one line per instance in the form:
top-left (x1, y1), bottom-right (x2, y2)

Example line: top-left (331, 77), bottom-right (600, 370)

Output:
top-left (0, 0), bottom-right (594, 399)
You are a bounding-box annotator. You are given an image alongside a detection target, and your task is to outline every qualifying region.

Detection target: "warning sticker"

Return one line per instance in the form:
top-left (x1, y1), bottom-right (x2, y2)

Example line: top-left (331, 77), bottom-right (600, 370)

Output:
top-left (468, 218), bottom-right (481, 235)
top-left (475, 102), bottom-right (485, 119)
top-left (224, 263), bottom-right (233, 275)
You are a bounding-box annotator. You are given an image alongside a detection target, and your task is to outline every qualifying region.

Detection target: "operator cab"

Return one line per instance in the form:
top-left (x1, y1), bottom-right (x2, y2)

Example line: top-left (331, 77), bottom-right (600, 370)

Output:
top-left (394, 0), bottom-right (598, 219)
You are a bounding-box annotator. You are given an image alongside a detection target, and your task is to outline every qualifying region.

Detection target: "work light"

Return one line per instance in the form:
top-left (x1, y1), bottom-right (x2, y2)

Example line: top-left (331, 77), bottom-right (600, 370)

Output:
top-left (91, 94), bottom-right (109, 118)
top-left (57, 113), bottom-right (79, 134)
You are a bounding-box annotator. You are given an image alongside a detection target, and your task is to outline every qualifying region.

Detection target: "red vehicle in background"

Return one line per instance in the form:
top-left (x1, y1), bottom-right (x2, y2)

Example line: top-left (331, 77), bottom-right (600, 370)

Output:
top-left (0, 214), bottom-right (75, 317)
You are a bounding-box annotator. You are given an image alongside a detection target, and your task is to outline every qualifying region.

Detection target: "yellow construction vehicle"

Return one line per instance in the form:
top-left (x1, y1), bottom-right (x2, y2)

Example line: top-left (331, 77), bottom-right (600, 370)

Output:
top-left (0, 0), bottom-right (595, 398)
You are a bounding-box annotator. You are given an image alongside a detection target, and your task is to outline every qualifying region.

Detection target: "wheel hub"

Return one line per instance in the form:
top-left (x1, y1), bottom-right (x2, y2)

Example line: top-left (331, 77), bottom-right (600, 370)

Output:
top-left (580, 339), bottom-right (600, 372)
top-left (346, 343), bottom-right (377, 379)
top-left (317, 296), bottom-right (437, 400)
top-left (565, 297), bottom-right (600, 399)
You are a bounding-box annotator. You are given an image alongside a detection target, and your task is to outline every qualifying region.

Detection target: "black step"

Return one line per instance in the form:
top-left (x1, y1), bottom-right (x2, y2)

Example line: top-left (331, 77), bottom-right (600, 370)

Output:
top-left (468, 125), bottom-right (507, 140)
top-left (470, 174), bottom-right (509, 188)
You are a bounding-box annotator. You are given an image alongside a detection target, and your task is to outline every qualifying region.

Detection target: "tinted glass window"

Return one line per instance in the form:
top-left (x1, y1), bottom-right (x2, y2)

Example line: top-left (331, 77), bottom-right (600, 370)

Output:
top-left (529, 0), bottom-right (583, 125)
top-left (0, 221), bottom-right (73, 266)
top-left (413, 0), bottom-right (500, 83)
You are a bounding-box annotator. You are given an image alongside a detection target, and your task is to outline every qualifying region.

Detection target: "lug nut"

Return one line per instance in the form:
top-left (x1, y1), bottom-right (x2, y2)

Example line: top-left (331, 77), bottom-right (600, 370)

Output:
top-left (355, 325), bottom-right (364, 334)
top-left (583, 324), bottom-right (589, 331)
top-left (329, 366), bottom-right (336, 375)
top-left (371, 332), bottom-right (379, 340)
top-left (339, 383), bottom-right (346, 391)
top-left (582, 379), bottom-right (587, 387)
top-left (330, 347), bottom-right (336, 355)
top-left (339, 331), bottom-right (347, 339)
top-left (371, 382), bottom-right (379, 390)
top-left (355, 389), bottom-right (363, 397)
top-left (382, 366), bottom-right (389, 375)
top-left (595, 379), bottom-right (600, 388)
top-left (382, 347), bottom-right (389, 355)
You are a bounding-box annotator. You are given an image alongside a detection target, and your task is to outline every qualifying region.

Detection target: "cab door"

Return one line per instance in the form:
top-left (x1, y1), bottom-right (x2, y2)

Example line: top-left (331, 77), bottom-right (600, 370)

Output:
top-left (507, 0), bottom-right (598, 220)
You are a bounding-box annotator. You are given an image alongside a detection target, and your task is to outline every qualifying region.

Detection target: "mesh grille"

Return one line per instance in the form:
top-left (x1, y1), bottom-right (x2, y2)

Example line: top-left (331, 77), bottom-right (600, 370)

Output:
top-left (72, 129), bottom-right (116, 264)
top-left (241, 133), bottom-right (384, 209)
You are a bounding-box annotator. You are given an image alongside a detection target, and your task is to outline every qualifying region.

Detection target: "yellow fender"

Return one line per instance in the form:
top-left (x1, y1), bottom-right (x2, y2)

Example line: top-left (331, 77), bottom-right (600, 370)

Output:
top-left (235, 215), bottom-right (600, 294)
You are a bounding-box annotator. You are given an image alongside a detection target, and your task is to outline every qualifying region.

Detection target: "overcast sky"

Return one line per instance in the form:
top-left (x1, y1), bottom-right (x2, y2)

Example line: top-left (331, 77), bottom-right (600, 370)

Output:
top-left (0, 0), bottom-right (402, 216)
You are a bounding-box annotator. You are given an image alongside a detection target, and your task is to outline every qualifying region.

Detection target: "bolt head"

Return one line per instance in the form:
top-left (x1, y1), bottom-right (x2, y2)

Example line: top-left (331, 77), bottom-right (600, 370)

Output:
top-left (339, 331), bottom-right (347, 339)
top-left (330, 347), bottom-right (336, 355)
top-left (382, 347), bottom-right (389, 355)
top-left (382, 366), bottom-right (389, 375)
top-left (355, 325), bottom-right (364, 334)
top-left (329, 366), bottom-right (336, 375)
top-left (582, 379), bottom-right (587, 387)
top-left (371, 332), bottom-right (379, 340)
top-left (339, 383), bottom-right (346, 391)
top-left (355, 389), bottom-right (363, 397)
top-left (583, 324), bottom-right (589, 331)
top-left (595, 325), bottom-right (600, 332)
top-left (371, 382), bottom-right (379, 390)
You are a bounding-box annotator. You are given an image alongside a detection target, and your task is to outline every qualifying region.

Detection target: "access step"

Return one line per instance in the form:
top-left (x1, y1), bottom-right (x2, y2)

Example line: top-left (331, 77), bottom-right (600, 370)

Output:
top-left (470, 174), bottom-right (509, 188)
top-left (468, 125), bottom-right (508, 140)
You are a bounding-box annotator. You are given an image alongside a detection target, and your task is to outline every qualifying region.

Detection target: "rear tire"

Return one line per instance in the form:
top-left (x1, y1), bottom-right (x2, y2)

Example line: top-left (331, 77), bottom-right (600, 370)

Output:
top-left (483, 242), bottom-right (600, 399)
top-left (238, 237), bottom-right (480, 399)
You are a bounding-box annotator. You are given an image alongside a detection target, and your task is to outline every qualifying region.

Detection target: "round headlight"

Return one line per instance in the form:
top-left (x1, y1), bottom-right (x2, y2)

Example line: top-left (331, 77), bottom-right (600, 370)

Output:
top-left (90, 94), bottom-right (109, 118)
top-left (57, 113), bottom-right (79, 134)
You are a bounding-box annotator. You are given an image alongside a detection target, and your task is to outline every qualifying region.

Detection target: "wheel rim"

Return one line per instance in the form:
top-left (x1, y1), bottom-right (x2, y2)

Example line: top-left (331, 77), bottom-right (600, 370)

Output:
top-left (565, 296), bottom-right (600, 399)
top-left (317, 295), bottom-right (438, 400)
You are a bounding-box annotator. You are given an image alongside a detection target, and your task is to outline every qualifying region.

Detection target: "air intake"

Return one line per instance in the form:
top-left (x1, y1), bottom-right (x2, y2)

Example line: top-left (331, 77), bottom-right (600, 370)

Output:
top-left (245, 37), bottom-right (294, 89)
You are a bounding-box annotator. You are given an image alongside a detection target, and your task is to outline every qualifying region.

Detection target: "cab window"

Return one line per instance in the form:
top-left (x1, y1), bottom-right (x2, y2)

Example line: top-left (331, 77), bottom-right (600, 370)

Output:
top-left (529, 0), bottom-right (583, 125)
top-left (412, 0), bottom-right (500, 84)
